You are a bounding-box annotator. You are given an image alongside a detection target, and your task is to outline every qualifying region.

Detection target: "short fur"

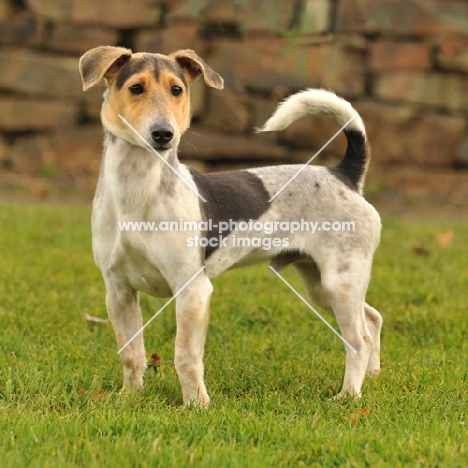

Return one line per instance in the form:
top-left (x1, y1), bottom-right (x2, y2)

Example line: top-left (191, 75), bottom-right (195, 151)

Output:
top-left (79, 46), bottom-right (383, 406)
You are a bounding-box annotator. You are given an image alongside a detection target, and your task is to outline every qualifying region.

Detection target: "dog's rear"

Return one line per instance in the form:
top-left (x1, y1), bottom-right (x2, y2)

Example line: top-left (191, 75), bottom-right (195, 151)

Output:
top-left (256, 90), bottom-right (382, 396)
top-left (258, 88), bottom-right (369, 193)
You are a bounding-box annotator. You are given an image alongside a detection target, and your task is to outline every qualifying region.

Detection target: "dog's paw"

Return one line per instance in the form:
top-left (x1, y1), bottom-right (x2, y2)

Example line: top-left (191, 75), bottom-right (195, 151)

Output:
top-left (121, 379), bottom-right (144, 391)
top-left (332, 390), bottom-right (362, 401)
top-left (122, 368), bottom-right (145, 390)
top-left (183, 392), bottom-right (210, 409)
top-left (366, 367), bottom-right (381, 377)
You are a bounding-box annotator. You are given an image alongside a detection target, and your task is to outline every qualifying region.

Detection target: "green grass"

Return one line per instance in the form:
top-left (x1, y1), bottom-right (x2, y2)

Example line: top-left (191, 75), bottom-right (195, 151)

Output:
top-left (0, 204), bottom-right (467, 467)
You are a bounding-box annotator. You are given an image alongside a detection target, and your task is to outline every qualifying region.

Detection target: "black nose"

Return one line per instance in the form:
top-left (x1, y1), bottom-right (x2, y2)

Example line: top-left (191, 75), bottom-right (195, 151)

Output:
top-left (151, 127), bottom-right (174, 145)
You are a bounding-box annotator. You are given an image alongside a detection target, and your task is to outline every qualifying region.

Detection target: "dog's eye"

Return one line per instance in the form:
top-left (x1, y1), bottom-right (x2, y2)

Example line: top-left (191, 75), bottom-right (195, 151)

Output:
top-left (129, 84), bottom-right (144, 95)
top-left (171, 86), bottom-right (182, 96)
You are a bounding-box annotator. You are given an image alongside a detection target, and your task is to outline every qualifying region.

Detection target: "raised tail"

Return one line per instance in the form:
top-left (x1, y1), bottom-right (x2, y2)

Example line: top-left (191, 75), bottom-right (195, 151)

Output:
top-left (257, 88), bottom-right (370, 194)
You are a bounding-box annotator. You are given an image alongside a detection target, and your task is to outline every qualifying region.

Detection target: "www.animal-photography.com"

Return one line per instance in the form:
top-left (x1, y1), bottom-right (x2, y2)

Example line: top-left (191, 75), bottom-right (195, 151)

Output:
top-left (1, 1), bottom-right (467, 467)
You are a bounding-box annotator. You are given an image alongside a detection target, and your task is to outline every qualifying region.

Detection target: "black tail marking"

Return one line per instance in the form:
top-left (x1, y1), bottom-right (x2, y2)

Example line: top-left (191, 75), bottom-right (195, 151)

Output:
top-left (333, 130), bottom-right (369, 191)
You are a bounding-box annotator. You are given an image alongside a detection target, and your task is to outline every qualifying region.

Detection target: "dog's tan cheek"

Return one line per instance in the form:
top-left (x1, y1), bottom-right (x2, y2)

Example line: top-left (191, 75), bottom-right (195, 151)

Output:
top-left (104, 90), bottom-right (142, 134)
top-left (176, 97), bottom-right (191, 133)
top-left (102, 92), bottom-right (123, 125)
top-left (126, 100), bottom-right (148, 131)
top-left (101, 101), bottom-right (118, 130)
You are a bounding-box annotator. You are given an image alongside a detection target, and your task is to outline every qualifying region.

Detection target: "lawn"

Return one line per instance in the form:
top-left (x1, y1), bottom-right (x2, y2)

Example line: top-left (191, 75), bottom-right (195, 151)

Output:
top-left (0, 204), bottom-right (467, 467)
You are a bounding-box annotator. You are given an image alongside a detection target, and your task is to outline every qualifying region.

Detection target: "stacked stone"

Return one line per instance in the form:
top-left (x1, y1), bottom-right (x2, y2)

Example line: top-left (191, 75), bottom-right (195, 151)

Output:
top-left (0, 0), bottom-right (467, 185)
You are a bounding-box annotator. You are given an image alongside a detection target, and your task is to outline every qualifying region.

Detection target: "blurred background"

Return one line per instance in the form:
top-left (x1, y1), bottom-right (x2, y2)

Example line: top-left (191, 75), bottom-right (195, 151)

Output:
top-left (0, 0), bottom-right (467, 218)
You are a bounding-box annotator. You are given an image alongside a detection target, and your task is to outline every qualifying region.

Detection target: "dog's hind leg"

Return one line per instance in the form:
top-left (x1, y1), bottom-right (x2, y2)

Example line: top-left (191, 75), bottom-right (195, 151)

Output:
top-left (294, 260), bottom-right (376, 397)
top-left (293, 261), bottom-right (332, 312)
top-left (106, 285), bottom-right (147, 390)
top-left (322, 263), bottom-right (374, 399)
top-left (364, 303), bottom-right (382, 376)
top-left (174, 274), bottom-right (213, 407)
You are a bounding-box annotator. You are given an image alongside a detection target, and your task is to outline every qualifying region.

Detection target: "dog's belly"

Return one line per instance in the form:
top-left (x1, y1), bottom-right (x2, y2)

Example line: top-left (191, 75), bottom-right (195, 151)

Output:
top-left (125, 264), bottom-right (172, 297)
top-left (204, 245), bottom-right (275, 278)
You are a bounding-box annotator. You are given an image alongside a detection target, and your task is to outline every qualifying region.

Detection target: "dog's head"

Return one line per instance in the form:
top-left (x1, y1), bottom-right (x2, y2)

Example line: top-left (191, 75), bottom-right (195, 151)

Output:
top-left (79, 46), bottom-right (223, 153)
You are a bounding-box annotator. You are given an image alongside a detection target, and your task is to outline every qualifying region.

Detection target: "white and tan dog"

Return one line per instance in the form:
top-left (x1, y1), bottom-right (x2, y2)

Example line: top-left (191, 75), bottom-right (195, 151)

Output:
top-left (79, 46), bottom-right (382, 406)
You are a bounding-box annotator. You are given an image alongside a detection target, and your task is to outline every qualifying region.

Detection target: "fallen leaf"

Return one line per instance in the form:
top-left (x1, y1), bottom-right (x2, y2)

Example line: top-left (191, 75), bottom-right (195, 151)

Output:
top-left (77, 390), bottom-right (88, 396)
top-left (413, 246), bottom-right (430, 257)
top-left (436, 231), bottom-right (453, 247)
top-left (148, 354), bottom-right (161, 373)
top-left (92, 390), bottom-right (104, 401)
top-left (351, 407), bottom-right (369, 424)
top-left (84, 313), bottom-right (110, 324)
top-left (35, 188), bottom-right (50, 200)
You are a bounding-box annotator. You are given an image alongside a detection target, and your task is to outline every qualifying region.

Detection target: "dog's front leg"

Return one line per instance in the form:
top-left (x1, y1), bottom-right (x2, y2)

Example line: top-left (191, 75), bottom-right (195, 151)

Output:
top-left (174, 275), bottom-right (213, 407)
top-left (106, 285), bottom-right (146, 390)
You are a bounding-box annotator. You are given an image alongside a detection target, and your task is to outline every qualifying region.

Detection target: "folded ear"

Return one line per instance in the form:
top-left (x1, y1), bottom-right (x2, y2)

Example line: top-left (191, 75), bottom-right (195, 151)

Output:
top-left (171, 49), bottom-right (224, 90)
top-left (79, 46), bottom-right (132, 91)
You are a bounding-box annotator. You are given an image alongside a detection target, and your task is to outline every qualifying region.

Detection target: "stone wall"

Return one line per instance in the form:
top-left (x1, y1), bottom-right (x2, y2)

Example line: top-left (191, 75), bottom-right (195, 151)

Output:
top-left (1, 0), bottom-right (468, 187)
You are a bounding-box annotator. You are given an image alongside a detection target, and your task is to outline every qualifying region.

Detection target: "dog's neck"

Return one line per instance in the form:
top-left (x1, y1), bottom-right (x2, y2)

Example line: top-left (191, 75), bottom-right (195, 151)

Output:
top-left (98, 132), bottom-right (180, 215)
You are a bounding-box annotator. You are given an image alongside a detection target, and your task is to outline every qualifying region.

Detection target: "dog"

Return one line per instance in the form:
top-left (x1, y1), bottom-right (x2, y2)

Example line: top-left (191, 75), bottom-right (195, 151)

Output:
top-left (79, 46), bottom-right (382, 406)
